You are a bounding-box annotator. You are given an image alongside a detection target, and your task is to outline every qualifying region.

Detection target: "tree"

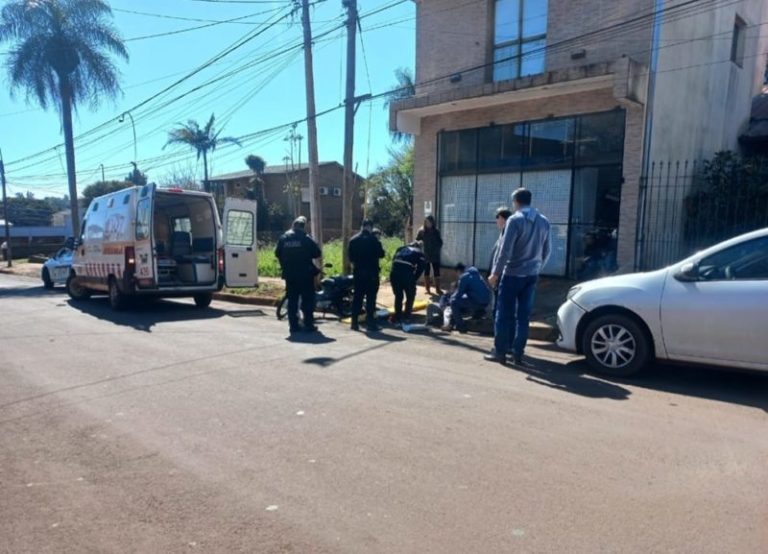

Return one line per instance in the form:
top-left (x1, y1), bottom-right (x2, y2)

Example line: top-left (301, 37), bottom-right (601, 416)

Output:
top-left (245, 155), bottom-right (270, 232)
top-left (0, 0), bottom-right (128, 239)
top-left (164, 114), bottom-right (241, 193)
top-left (385, 67), bottom-right (416, 144)
top-left (158, 165), bottom-right (201, 191)
top-left (366, 145), bottom-right (414, 239)
top-left (6, 196), bottom-right (54, 226)
top-left (80, 180), bottom-right (130, 209)
top-left (126, 166), bottom-right (147, 186)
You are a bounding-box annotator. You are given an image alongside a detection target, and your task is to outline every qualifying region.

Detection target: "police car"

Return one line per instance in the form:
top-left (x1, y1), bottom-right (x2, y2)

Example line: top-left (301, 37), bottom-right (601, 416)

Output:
top-left (42, 246), bottom-right (74, 289)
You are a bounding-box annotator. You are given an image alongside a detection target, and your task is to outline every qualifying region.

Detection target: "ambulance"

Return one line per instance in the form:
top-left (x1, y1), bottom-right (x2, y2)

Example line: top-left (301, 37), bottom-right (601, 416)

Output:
top-left (67, 184), bottom-right (258, 310)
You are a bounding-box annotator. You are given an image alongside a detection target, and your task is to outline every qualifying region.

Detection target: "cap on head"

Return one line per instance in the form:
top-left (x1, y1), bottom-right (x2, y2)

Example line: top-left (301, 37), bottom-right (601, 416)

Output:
top-left (292, 216), bottom-right (307, 230)
top-left (512, 188), bottom-right (532, 206)
top-left (361, 218), bottom-right (373, 230)
top-left (455, 263), bottom-right (466, 272)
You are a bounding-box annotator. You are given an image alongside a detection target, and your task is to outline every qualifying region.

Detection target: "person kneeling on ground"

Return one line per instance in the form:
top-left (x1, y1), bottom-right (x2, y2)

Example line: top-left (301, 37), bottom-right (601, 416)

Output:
top-left (443, 263), bottom-right (491, 333)
top-left (389, 242), bottom-right (427, 325)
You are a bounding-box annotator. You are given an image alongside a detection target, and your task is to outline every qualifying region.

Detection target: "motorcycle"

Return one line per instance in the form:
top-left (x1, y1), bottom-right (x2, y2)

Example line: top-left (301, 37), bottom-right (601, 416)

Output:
top-left (276, 269), bottom-right (354, 321)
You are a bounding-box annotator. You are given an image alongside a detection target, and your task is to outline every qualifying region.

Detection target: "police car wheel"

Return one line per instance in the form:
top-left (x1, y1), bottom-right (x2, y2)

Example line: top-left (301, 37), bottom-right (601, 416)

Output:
top-left (42, 267), bottom-right (54, 289)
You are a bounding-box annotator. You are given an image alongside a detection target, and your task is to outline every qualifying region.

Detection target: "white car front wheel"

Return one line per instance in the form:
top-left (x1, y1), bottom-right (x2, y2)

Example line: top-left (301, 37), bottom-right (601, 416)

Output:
top-left (582, 314), bottom-right (651, 377)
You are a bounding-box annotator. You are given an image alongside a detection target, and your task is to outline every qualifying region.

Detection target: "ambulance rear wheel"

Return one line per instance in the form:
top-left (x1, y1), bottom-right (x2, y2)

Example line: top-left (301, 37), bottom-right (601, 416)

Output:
top-left (108, 278), bottom-right (127, 311)
top-left (67, 272), bottom-right (91, 301)
top-left (194, 293), bottom-right (213, 308)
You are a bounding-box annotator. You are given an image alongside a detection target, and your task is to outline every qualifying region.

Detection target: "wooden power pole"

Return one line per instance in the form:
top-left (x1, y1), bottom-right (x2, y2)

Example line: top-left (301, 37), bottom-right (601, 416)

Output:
top-left (0, 149), bottom-right (11, 267)
top-left (300, 0), bottom-right (323, 245)
top-left (341, 0), bottom-right (358, 273)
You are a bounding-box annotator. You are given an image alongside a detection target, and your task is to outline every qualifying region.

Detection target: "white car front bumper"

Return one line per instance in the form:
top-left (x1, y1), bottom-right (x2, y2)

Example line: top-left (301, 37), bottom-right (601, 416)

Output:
top-left (556, 299), bottom-right (587, 352)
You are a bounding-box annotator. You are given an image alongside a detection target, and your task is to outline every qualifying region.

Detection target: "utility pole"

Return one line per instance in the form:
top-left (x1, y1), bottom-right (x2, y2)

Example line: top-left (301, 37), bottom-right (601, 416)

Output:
top-left (341, 0), bottom-right (358, 273)
top-left (299, 0), bottom-right (323, 244)
top-left (0, 149), bottom-right (11, 267)
top-left (99, 163), bottom-right (105, 183)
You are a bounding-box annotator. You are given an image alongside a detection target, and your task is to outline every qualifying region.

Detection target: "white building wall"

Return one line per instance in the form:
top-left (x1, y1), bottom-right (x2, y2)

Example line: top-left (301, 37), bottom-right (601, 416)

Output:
top-left (649, 0), bottom-right (768, 162)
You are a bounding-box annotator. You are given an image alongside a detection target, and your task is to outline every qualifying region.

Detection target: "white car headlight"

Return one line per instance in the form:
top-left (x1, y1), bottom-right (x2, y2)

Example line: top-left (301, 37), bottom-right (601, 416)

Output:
top-left (567, 286), bottom-right (582, 301)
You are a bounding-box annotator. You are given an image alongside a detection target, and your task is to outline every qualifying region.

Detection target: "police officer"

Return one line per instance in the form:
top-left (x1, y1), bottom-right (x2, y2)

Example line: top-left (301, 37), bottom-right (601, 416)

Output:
top-left (275, 217), bottom-right (322, 334)
top-left (348, 218), bottom-right (385, 332)
top-left (389, 241), bottom-right (428, 325)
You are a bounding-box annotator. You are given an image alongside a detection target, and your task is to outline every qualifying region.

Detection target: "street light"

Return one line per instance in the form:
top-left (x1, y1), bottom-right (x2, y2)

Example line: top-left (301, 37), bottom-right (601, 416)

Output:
top-left (118, 111), bottom-right (138, 164)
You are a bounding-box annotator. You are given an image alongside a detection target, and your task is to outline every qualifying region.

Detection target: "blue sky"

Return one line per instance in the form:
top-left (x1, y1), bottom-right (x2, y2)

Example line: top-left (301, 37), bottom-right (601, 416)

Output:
top-left (0, 0), bottom-right (415, 198)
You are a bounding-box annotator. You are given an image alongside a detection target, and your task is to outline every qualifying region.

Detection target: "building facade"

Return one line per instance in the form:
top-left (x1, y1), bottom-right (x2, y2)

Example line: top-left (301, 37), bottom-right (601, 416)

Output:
top-left (210, 162), bottom-right (365, 239)
top-left (391, 0), bottom-right (768, 278)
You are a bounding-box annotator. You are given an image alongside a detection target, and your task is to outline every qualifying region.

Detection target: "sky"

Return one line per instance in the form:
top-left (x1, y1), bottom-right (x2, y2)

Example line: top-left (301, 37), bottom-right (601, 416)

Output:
top-left (0, 0), bottom-right (416, 199)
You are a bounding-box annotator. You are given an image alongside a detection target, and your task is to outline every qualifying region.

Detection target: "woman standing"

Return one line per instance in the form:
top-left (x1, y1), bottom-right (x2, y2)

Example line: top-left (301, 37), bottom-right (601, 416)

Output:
top-left (416, 215), bottom-right (444, 295)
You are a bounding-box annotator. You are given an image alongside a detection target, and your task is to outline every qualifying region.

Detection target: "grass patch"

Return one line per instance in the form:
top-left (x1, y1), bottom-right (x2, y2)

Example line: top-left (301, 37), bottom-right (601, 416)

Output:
top-left (258, 237), bottom-right (404, 279)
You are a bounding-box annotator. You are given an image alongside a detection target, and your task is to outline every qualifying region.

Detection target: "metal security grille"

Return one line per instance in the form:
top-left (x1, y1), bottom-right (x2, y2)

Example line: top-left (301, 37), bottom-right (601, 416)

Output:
top-left (439, 170), bottom-right (571, 276)
top-left (637, 160), bottom-right (768, 270)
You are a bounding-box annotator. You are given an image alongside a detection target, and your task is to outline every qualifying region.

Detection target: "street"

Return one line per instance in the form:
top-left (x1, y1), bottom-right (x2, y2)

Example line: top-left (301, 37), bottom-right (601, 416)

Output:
top-left (1, 274), bottom-right (766, 553)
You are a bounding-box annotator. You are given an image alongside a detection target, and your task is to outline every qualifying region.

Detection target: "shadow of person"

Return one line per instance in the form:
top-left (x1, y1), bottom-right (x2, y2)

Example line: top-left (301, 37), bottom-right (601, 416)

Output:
top-left (286, 332), bottom-right (337, 345)
top-left (514, 357), bottom-right (631, 401)
top-left (67, 297), bottom-right (226, 332)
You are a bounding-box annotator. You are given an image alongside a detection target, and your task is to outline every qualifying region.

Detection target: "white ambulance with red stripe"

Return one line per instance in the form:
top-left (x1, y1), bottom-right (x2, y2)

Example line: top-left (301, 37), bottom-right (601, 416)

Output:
top-left (67, 184), bottom-right (258, 310)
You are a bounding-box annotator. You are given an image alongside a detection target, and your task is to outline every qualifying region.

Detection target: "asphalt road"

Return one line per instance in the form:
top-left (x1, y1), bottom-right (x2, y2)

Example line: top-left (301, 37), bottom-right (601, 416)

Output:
top-left (1, 274), bottom-right (766, 553)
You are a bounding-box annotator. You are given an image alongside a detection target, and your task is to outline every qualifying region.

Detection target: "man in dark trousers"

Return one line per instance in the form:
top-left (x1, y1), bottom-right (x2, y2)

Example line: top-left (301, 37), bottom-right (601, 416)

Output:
top-left (486, 189), bottom-right (551, 365)
top-left (445, 263), bottom-right (492, 333)
top-left (348, 218), bottom-right (385, 332)
top-left (389, 241), bottom-right (428, 325)
top-left (275, 216), bottom-right (322, 334)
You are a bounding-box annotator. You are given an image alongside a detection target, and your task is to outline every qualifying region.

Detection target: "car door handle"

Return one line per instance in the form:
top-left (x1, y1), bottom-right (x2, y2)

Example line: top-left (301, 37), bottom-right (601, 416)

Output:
top-left (231, 253), bottom-right (239, 258)
top-left (246, 247), bottom-right (253, 252)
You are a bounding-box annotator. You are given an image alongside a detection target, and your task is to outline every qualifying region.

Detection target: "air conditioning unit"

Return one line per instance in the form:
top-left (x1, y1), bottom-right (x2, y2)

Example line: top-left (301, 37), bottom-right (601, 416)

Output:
top-left (319, 186), bottom-right (330, 196)
top-left (332, 187), bottom-right (342, 197)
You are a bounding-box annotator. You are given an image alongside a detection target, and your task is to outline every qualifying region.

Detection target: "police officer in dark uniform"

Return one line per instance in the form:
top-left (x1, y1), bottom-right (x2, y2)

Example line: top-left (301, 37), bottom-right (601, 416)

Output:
top-left (348, 218), bottom-right (385, 332)
top-left (389, 241), bottom-right (428, 325)
top-left (275, 217), bottom-right (322, 334)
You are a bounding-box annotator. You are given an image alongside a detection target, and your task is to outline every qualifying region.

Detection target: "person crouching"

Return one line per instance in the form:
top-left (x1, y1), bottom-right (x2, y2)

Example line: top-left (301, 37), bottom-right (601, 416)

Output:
top-left (389, 241), bottom-right (427, 325)
top-left (443, 263), bottom-right (491, 333)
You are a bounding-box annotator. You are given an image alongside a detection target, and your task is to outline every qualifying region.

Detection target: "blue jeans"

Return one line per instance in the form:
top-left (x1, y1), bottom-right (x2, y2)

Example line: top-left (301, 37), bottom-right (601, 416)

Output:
top-left (494, 275), bottom-right (538, 358)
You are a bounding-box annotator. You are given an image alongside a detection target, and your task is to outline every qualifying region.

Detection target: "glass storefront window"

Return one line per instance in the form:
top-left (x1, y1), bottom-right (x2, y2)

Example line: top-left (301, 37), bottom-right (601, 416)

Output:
top-left (437, 110), bottom-right (625, 278)
top-left (440, 130), bottom-right (477, 173)
top-left (577, 110), bottom-right (626, 165)
top-left (528, 118), bottom-right (574, 167)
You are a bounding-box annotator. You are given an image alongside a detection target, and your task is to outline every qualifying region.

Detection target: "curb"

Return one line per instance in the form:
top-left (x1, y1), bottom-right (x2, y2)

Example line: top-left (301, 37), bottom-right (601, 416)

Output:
top-left (213, 292), bottom-right (280, 307)
top-left (211, 292), bottom-right (558, 342)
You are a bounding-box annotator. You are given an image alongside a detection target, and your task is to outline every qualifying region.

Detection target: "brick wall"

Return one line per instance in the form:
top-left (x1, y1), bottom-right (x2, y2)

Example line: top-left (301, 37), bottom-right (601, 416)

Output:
top-left (413, 87), bottom-right (645, 269)
top-left (415, 0), bottom-right (654, 96)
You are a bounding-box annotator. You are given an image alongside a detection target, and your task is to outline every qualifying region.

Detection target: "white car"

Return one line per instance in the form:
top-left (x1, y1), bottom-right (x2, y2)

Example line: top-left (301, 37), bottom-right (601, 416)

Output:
top-left (42, 247), bottom-right (73, 289)
top-left (557, 228), bottom-right (768, 376)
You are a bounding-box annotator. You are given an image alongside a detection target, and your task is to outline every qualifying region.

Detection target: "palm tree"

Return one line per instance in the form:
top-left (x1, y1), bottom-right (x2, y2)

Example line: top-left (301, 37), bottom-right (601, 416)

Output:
top-left (385, 67), bottom-right (416, 144)
top-left (164, 114), bottom-right (241, 193)
top-left (245, 154), bottom-right (266, 202)
top-left (0, 0), bottom-right (128, 238)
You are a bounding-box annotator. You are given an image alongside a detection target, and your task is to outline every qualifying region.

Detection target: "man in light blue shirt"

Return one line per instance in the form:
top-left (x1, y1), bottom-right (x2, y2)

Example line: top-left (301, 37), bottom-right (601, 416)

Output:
top-left (486, 188), bottom-right (551, 365)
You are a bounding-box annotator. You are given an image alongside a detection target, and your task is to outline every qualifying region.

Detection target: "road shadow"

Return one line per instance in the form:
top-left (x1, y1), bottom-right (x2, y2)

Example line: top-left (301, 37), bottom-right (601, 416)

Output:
top-left (512, 358), bottom-right (631, 401)
top-left (303, 336), bottom-right (403, 368)
top-left (67, 297), bottom-right (227, 332)
top-left (0, 285), bottom-right (68, 298)
top-left (571, 359), bottom-right (768, 413)
top-left (286, 331), bottom-right (337, 345)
